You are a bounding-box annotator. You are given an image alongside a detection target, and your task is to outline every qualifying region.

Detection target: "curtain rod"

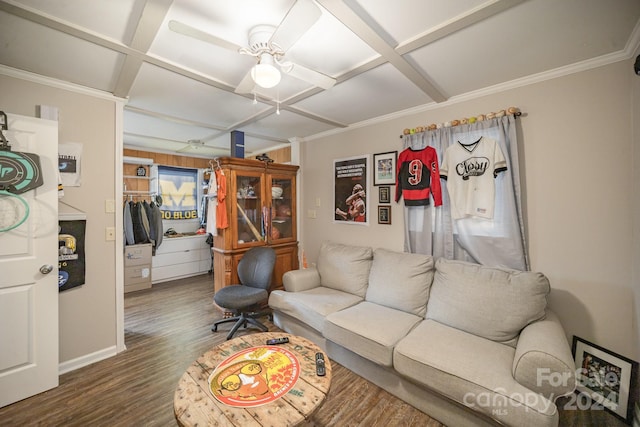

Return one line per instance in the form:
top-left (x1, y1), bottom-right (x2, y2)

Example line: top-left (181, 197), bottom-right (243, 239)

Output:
top-left (399, 106), bottom-right (522, 138)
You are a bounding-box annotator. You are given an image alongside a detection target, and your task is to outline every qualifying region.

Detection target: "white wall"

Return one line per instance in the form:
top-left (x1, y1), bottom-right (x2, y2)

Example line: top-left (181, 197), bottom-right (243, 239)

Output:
top-left (300, 59), bottom-right (639, 362)
top-left (0, 73), bottom-right (119, 364)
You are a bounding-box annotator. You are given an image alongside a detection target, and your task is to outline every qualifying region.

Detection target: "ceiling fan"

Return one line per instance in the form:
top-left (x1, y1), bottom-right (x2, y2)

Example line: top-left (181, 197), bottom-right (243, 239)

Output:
top-left (168, 0), bottom-right (336, 95)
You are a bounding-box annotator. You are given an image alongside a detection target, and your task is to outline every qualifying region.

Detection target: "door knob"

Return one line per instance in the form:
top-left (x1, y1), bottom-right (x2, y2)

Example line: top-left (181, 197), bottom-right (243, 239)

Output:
top-left (40, 264), bottom-right (54, 274)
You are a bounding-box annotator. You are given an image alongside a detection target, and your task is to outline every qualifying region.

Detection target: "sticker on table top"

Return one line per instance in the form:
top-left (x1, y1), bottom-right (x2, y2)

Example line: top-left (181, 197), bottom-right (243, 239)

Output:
top-left (208, 346), bottom-right (300, 407)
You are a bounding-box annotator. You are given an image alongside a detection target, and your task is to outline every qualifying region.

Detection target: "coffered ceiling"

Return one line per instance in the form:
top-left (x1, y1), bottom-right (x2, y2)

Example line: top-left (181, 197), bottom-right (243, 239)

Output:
top-left (1, 0), bottom-right (639, 158)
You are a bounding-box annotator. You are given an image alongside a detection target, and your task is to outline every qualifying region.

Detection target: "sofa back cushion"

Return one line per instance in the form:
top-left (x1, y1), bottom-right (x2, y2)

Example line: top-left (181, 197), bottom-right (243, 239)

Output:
top-left (317, 241), bottom-right (373, 297)
top-left (426, 258), bottom-right (549, 343)
top-left (365, 249), bottom-right (434, 317)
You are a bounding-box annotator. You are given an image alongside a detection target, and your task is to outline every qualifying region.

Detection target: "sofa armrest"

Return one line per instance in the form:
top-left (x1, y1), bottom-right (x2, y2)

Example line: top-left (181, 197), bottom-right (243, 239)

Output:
top-left (513, 310), bottom-right (576, 400)
top-left (283, 268), bottom-right (321, 292)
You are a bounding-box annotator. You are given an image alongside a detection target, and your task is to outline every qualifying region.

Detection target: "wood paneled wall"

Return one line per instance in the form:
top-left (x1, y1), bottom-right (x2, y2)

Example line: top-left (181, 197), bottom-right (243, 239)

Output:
top-left (123, 148), bottom-right (291, 199)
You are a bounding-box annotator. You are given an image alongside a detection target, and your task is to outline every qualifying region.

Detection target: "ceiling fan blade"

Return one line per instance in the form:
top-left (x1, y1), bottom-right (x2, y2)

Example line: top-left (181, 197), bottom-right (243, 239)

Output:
top-left (283, 62), bottom-right (336, 89)
top-left (168, 20), bottom-right (243, 52)
top-left (270, 0), bottom-right (322, 52)
top-left (234, 70), bottom-right (256, 94)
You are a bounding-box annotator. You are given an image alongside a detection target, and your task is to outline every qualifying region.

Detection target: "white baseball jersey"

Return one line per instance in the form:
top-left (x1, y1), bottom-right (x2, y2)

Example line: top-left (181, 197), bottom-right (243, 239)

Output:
top-left (440, 137), bottom-right (507, 220)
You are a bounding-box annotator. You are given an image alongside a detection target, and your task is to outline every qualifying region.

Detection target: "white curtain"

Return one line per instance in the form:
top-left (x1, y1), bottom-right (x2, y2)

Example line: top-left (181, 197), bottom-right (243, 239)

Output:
top-left (401, 115), bottom-right (528, 271)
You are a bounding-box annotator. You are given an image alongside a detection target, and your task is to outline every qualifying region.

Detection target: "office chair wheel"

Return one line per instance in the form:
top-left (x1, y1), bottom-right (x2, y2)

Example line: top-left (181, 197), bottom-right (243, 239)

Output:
top-left (211, 325), bottom-right (218, 332)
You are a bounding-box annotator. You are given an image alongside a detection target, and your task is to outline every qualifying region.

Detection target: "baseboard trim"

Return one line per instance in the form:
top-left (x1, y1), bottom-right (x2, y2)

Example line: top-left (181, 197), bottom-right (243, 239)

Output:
top-left (58, 346), bottom-right (118, 375)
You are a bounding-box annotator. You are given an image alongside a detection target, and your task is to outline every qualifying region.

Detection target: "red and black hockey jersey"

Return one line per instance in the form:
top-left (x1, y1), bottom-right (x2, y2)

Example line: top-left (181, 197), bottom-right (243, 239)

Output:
top-left (395, 146), bottom-right (443, 207)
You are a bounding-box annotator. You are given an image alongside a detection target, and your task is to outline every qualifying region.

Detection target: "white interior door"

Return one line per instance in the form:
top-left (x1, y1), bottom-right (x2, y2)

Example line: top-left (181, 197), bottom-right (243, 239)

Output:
top-left (0, 113), bottom-right (59, 407)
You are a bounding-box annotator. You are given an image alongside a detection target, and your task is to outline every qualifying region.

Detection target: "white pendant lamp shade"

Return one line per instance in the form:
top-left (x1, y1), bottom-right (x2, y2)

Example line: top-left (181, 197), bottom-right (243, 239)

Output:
top-left (251, 53), bottom-right (281, 88)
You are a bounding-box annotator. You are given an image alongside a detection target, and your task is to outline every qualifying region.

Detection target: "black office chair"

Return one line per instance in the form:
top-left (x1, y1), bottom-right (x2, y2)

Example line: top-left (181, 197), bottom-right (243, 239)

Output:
top-left (211, 246), bottom-right (276, 340)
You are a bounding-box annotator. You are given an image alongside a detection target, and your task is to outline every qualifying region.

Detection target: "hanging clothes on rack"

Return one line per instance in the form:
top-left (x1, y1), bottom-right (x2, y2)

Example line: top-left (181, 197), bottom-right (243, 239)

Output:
top-left (123, 200), bottom-right (135, 245)
top-left (130, 200), bottom-right (150, 244)
top-left (215, 164), bottom-right (228, 229)
top-left (206, 165), bottom-right (218, 235)
top-left (149, 200), bottom-right (163, 253)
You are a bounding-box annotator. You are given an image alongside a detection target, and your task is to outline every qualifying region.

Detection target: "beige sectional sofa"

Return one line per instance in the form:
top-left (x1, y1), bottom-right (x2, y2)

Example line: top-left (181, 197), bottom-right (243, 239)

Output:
top-left (268, 241), bottom-right (576, 427)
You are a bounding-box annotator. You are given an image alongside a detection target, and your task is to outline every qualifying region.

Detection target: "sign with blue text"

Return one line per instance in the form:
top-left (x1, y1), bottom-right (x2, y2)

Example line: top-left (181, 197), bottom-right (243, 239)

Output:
top-left (158, 166), bottom-right (198, 220)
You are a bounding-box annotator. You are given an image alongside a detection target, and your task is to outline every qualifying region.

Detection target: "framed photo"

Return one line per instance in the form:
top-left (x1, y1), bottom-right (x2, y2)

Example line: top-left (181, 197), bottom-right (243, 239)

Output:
top-left (373, 151), bottom-right (397, 186)
top-left (378, 206), bottom-right (391, 225)
top-left (333, 155), bottom-right (369, 225)
top-left (572, 336), bottom-right (638, 423)
top-left (379, 186), bottom-right (390, 204)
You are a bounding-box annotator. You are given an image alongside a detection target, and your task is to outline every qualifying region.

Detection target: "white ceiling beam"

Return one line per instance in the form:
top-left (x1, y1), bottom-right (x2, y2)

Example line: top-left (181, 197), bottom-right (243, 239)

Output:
top-left (0, 0), bottom-right (135, 56)
top-left (317, 0), bottom-right (447, 103)
top-left (124, 105), bottom-right (227, 131)
top-left (395, 0), bottom-right (528, 55)
top-left (113, 0), bottom-right (174, 98)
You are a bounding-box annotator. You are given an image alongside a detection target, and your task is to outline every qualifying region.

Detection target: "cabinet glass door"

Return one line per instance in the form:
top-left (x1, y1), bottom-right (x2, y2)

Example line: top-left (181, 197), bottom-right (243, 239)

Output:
top-left (235, 172), bottom-right (264, 245)
top-left (270, 175), bottom-right (295, 242)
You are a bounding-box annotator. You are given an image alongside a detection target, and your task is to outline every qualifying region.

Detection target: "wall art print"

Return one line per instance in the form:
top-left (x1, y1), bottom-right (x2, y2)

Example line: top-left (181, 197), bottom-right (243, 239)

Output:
top-left (333, 155), bottom-right (369, 225)
top-left (572, 336), bottom-right (638, 423)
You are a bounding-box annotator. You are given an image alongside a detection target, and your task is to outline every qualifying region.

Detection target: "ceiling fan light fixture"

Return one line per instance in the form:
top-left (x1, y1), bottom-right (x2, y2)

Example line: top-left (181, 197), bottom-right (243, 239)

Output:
top-left (251, 53), bottom-right (281, 88)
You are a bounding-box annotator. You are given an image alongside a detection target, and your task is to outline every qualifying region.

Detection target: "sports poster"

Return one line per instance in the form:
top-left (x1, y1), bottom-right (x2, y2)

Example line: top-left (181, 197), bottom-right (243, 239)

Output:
top-left (333, 155), bottom-right (369, 225)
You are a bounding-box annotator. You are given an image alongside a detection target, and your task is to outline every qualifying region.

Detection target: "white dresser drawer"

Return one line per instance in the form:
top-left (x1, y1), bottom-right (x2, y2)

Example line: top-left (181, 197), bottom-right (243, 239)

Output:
top-left (156, 235), bottom-right (208, 254)
top-left (151, 235), bottom-right (210, 283)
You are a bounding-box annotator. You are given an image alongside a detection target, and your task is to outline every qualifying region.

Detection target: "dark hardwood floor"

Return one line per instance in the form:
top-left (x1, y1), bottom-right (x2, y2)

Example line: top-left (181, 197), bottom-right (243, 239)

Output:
top-left (0, 274), bottom-right (626, 426)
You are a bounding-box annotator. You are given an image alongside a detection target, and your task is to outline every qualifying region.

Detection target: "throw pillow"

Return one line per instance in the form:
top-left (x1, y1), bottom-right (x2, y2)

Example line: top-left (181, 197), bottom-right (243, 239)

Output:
top-left (426, 258), bottom-right (549, 343)
top-left (317, 240), bottom-right (373, 297)
top-left (365, 248), bottom-right (434, 317)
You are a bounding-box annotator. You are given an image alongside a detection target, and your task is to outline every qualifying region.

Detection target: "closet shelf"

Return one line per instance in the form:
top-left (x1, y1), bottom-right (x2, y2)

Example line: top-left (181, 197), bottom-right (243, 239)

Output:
top-left (124, 190), bottom-right (155, 195)
top-left (124, 175), bottom-right (156, 180)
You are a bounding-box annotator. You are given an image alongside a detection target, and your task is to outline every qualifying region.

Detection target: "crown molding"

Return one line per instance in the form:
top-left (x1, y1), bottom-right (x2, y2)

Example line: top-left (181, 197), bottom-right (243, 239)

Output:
top-left (0, 64), bottom-right (127, 103)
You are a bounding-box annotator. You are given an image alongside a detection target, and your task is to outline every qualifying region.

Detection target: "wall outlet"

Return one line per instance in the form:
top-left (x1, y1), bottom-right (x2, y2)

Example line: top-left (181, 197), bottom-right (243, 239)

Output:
top-left (307, 209), bottom-right (317, 219)
top-left (105, 227), bottom-right (116, 241)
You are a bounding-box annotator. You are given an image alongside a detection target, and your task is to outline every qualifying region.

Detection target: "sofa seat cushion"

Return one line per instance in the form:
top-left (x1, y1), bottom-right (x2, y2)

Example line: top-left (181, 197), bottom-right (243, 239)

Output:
top-left (317, 241), bottom-right (373, 298)
top-left (365, 248), bottom-right (434, 317)
top-left (324, 301), bottom-right (422, 367)
top-left (394, 320), bottom-right (559, 427)
top-left (268, 287), bottom-right (362, 334)
top-left (426, 258), bottom-right (549, 344)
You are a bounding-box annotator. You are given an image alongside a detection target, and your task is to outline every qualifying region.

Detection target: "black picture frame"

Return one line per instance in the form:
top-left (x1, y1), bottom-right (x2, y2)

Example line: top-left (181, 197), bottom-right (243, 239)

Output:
top-left (373, 151), bottom-right (397, 186)
top-left (378, 186), bottom-right (390, 204)
top-left (572, 336), bottom-right (639, 423)
top-left (378, 206), bottom-right (391, 225)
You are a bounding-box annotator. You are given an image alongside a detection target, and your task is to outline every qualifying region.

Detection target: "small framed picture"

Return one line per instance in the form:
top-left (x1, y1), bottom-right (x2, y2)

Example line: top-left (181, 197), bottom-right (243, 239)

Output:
top-left (378, 206), bottom-right (391, 225)
top-left (373, 151), bottom-right (397, 186)
top-left (378, 186), bottom-right (390, 204)
top-left (572, 336), bottom-right (638, 423)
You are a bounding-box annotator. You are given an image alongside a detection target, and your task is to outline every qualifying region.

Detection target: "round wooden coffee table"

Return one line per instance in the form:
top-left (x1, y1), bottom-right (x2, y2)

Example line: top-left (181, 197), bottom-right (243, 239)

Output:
top-left (174, 332), bottom-right (331, 426)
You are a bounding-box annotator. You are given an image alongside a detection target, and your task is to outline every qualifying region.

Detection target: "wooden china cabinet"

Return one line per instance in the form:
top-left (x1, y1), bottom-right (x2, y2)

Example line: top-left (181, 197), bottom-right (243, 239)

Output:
top-left (212, 157), bottom-right (299, 296)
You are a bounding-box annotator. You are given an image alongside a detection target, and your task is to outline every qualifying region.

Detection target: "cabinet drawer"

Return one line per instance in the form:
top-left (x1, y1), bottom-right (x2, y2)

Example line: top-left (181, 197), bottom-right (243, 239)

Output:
top-left (153, 261), bottom-right (203, 283)
top-left (124, 244), bottom-right (152, 266)
top-left (124, 265), bottom-right (152, 285)
top-left (156, 235), bottom-right (208, 254)
top-left (152, 249), bottom-right (198, 268)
